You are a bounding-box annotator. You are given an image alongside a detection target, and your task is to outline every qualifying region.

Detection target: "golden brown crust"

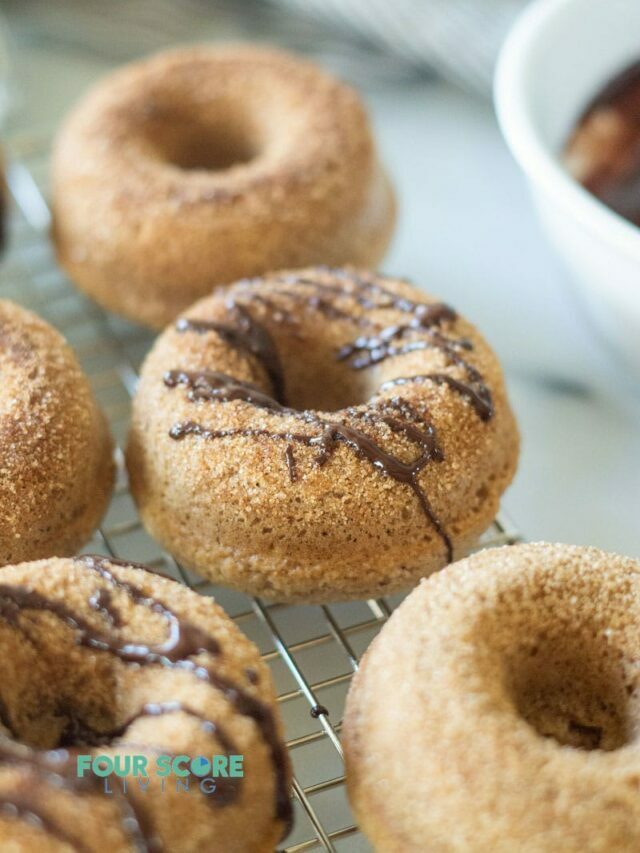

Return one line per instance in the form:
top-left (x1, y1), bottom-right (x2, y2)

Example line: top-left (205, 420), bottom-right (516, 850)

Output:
top-left (51, 44), bottom-right (396, 328)
top-left (126, 267), bottom-right (519, 602)
top-left (0, 556), bottom-right (290, 852)
top-left (0, 300), bottom-right (114, 564)
top-left (343, 542), bottom-right (640, 852)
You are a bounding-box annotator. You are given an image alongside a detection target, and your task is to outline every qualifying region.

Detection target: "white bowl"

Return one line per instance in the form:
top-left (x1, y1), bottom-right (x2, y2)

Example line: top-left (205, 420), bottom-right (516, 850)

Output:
top-left (495, 0), bottom-right (640, 378)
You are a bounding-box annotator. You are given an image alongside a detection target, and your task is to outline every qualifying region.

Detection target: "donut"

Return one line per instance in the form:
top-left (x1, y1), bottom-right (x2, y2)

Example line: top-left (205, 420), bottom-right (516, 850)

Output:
top-left (126, 267), bottom-right (519, 602)
top-left (0, 300), bottom-right (114, 564)
top-left (343, 542), bottom-right (640, 852)
top-left (51, 45), bottom-right (396, 329)
top-left (0, 555), bottom-right (291, 851)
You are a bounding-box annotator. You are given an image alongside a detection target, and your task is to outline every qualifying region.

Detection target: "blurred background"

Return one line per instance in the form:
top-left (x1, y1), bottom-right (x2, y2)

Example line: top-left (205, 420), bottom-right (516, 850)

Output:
top-left (0, 0), bottom-right (638, 556)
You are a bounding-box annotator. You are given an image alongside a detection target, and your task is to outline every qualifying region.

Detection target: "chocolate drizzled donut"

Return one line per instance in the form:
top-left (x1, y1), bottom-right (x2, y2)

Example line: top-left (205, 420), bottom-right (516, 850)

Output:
top-left (127, 266), bottom-right (519, 602)
top-left (0, 557), bottom-right (291, 851)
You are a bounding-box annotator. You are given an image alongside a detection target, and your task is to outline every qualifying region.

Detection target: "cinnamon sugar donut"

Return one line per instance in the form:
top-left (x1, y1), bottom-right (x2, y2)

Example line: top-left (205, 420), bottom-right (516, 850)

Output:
top-left (0, 555), bottom-right (291, 851)
top-left (127, 267), bottom-right (518, 602)
top-left (0, 300), bottom-right (114, 564)
top-left (51, 45), bottom-right (395, 329)
top-left (344, 543), bottom-right (640, 852)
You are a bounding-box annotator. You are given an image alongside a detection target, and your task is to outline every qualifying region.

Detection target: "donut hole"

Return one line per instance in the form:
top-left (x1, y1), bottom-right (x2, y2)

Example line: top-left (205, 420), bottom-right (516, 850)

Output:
top-left (278, 335), bottom-right (382, 412)
top-left (151, 112), bottom-right (260, 172)
top-left (285, 365), bottom-right (375, 412)
top-left (505, 630), bottom-right (631, 751)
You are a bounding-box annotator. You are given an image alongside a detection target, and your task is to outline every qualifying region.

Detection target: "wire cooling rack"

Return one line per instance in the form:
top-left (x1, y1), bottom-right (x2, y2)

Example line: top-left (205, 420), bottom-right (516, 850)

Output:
top-left (2, 130), bottom-right (523, 852)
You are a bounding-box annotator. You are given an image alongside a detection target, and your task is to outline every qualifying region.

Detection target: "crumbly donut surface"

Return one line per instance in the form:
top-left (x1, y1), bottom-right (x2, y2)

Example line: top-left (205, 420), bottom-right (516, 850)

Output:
top-left (344, 542), bottom-right (640, 852)
top-left (51, 44), bottom-right (395, 328)
top-left (127, 267), bottom-right (518, 602)
top-left (0, 556), bottom-right (291, 852)
top-left (0, 300), bottom-right (114, 564)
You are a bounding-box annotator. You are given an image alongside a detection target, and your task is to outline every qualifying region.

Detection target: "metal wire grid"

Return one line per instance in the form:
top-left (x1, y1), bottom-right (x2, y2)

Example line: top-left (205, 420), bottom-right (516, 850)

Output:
top-left (2, 130), bottom-right (523, 853)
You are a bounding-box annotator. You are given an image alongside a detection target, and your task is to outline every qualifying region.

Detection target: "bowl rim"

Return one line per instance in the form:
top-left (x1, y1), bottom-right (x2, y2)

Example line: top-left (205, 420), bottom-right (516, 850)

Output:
top-left (494, 0), bottom-right (640, 262)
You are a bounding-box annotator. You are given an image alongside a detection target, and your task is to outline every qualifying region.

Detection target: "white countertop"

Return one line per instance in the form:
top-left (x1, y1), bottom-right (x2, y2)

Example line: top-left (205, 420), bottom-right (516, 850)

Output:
top-left (5, 3), bottom-right (640, 558)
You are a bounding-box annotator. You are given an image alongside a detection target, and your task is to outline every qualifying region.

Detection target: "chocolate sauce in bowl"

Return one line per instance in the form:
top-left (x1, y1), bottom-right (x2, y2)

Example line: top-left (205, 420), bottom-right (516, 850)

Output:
top-left (566, 59), bottom-right (640, 226)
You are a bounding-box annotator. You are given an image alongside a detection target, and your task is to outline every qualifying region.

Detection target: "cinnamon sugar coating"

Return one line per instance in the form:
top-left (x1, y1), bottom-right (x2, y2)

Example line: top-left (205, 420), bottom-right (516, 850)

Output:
top-left (0, 556), bottom-right (290, 851)
top-left (0, 300), bottom-right (114, 564)
top-left (51, 44), bottom-right (395, 328)
top-left (344, 543), bottom-right (640, 852)
top-left (127, 267), bottom-right (518, 602)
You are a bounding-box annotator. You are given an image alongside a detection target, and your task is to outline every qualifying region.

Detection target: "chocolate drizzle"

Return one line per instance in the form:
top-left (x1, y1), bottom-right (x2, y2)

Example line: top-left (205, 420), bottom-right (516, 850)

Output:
top-left (0, 556), bottom-right (293, 847)
top-left (88, 587), bottom-right (123, 629)
top-left (0, 795), bottom-right (89, 851)
top-left (174, 269), bottom-right (493, 417)
top-left (80, 555), bottom-right (222, 664)
top-left (229, 268), bottom-right (492, 419)
top-left (164, 369), bottom-right (286, 413)
top-left (175, 300), bottom-right (285, 404)
top-left (80, 557), bottom-right (291, 831)
top-left (0, 739), bottom-right (156, 852)
top-left (284, 445), bottom-right (297, 482)
top-left (165, 269), bottom-right (495, 563)
top-left (335, 305), bottom-right (459, 369)
top-left (105, 702), bottom-right (240, 808)
top-left (165, 370), bottom-right (451, 558)
top-left (0, 742), bottom-right (101, 849)
top-left (381, 374), bottom-right (493, 422)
